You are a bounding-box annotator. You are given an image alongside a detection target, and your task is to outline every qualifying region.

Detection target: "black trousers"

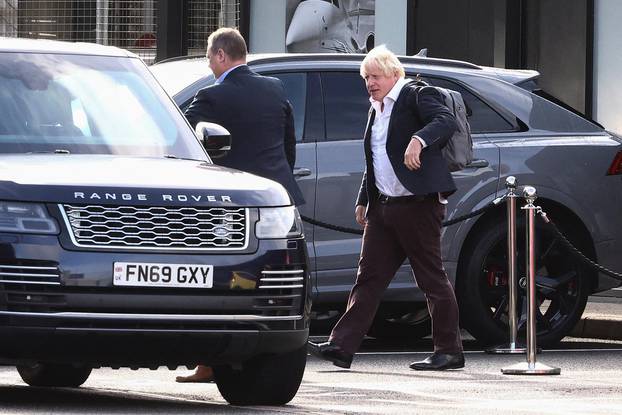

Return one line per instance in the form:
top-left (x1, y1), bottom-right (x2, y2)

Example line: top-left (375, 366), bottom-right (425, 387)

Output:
top-left (329, 197), bottom-right (463, 355)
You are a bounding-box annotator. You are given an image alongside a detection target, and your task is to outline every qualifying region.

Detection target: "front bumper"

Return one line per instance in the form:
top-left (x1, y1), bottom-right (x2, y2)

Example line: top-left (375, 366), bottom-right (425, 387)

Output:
top-left (0, 233), bottom-right (311, 367)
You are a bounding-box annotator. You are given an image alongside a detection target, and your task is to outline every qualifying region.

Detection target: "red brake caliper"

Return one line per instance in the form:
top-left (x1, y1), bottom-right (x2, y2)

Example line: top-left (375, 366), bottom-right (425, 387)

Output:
top-left (486, 265), bottom-right (508, 287)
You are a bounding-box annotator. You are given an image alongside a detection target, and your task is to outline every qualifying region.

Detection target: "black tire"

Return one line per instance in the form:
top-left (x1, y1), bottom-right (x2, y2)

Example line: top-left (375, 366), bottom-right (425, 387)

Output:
top-left (368, 307), bottom-right (432, 341)
top-left (213, 344), bottom-right (307, 406)
top-left (17, 363), bottom-right (92, 387)
top-left (457, 217), bottom-right (590, 348)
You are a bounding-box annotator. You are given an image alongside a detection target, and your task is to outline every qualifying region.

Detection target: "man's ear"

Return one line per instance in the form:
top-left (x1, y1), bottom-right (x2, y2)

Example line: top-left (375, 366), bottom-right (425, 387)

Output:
top-left (217, 48), bottom-right (226, 63)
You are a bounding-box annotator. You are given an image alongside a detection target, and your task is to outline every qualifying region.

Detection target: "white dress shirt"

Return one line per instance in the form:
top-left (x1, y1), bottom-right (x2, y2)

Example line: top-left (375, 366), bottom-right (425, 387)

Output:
top-left (215, 64), bottom-right (246, 84)
top-left (370, 77), bottom-right (417, 197)
top-left (369, 77), bottom-right (447, 203)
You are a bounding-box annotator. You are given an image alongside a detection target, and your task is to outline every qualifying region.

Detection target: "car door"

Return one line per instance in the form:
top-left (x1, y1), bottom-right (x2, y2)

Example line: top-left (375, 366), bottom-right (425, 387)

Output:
top-left (176, 70), bottom-right (319, 276)
top-left (422, 76), bottom-right (507, 266)
top-left (261, 71), bottom-right (318, 274)
top-left (313, 71), bottom-right (373, 304)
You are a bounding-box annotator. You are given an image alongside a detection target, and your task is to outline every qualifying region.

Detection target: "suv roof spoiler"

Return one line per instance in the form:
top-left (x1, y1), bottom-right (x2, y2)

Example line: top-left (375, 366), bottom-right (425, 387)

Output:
top-left (248, 53), bottom-right (483, 70)
top-left (153, 52), bottom-right (482, 71)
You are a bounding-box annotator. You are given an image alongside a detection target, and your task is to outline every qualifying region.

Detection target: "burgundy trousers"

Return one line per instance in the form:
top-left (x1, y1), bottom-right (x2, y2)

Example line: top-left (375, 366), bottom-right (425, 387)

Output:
top-left (328, 197), bottom-right (463, 355)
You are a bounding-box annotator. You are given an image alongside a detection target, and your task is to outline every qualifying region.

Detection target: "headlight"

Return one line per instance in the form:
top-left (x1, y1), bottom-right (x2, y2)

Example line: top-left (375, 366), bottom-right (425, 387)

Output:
top-left (256, 206), bottom-right (303, 239)
top-left (0, 202), bottom-right (59, 234)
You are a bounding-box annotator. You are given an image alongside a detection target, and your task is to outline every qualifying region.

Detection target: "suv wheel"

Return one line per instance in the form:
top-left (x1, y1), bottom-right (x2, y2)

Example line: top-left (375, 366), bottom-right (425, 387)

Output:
top-left (457, 218), bottom-right (589, 347)
top-left (17, 363), bottom-right (92, 387)
top-left (213, 344), bottom-right (307, 405)
top-left (368, 308), bottom-right (432, 341)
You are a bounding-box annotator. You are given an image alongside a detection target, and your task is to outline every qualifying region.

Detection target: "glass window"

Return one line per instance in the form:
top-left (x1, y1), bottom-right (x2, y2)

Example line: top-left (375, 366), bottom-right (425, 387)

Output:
top-left (322, 72), bottom-right (370, 141)
top-left (269, 73), bottom-right (307, 142)
top-left (0, 53), bottom-right (205, 159)
top-left (180, 72), bottom-right (308, 142)
top-left (424, 77), bottom-right (515, 133)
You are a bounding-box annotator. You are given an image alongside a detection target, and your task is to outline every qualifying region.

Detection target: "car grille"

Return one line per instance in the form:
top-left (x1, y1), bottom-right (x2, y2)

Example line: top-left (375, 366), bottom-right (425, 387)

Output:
top-left (60, 204), bottom-right (248, 250)
top-left (0, 261), bottom-right (64, 312)
top-left (253, 266), bottom-right (306, 316)
top-left (0, 262), bottom-right (61, 286)
top-left (259, 269), bottom-right (304, 290)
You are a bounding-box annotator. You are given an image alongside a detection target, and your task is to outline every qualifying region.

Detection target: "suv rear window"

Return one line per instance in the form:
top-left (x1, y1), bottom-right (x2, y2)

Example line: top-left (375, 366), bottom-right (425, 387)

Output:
top-left (425, 77), bottom-right (516, 133)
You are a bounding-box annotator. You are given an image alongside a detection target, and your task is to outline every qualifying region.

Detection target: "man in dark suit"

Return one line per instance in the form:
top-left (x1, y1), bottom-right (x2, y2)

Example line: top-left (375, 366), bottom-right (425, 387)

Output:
top-left (176, 28), bottom-right (304, 383)
top-left (309, 45), bottom-right (464, 371)
top-left (184, 27), bottom-right (304, 206)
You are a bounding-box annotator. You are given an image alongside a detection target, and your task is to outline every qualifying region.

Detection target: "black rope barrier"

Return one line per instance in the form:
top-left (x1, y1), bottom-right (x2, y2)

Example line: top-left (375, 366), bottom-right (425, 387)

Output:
top-left (300, 215), bottom-right (363, 235)
top-left (300, 191), bottom-right (622, 280)
top-left (441, 196), bottom-right (505, 226)
top-left (537, 211), bottom-right (622, 280)
top-left (301, 195), bottom-right (506, 235)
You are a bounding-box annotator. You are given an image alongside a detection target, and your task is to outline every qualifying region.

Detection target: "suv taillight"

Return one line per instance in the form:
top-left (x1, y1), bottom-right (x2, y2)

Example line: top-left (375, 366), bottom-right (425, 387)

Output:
top-left (607, 151), bottom-right (622, 175)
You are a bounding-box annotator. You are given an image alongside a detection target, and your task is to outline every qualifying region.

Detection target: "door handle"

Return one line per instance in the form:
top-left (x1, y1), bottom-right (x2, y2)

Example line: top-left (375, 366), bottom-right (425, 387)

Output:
top-left (466, 159), bottom-right (489, 169)
top-left (293, 167), bottom-right (312, 177)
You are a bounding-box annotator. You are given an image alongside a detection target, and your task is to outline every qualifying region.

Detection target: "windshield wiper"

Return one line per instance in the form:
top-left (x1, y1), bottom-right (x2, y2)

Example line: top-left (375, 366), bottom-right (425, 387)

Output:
top-left (27, 149), bottom-right (71, 155)
top-left (163, 154), bottom-right (205, 162)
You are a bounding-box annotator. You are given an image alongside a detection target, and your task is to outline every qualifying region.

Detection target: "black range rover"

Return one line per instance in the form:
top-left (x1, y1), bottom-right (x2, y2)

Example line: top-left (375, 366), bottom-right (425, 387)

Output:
top-left (0, 39), bottom-right (310, 406)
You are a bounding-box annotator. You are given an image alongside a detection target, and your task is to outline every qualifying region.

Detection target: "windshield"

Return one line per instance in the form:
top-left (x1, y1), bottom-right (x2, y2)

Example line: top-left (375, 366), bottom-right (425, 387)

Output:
top-left (0, 52), bottom-right (207, 159)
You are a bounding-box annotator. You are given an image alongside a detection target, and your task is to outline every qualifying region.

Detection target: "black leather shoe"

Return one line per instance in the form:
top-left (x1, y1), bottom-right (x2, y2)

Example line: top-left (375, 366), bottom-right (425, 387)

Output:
top-left (308, 341), bottom-right (353, 369)
top-left (409, 352), bottom-right (465, 371)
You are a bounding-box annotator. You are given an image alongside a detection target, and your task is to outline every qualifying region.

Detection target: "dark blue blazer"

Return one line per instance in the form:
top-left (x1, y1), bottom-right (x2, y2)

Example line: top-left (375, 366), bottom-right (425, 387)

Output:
top-left (185, 65), bottom-right (305, 206)
top-left (356, 83), bottom-right (457, 208)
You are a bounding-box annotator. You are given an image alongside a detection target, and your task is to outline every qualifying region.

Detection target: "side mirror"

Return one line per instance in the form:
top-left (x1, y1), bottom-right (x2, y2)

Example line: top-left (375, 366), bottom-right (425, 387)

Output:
top-left (196, 122), bottom-right (231, 159)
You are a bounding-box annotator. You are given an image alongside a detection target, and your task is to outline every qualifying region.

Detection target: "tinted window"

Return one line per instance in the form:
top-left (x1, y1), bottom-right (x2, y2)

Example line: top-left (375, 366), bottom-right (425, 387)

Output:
top-left (269, 73), bottom-right (307, 142)
top-left (322, 72), bottom-right (369, 141)
top-left (424, 77), bottom-right (515, 133)
top-left (180, 72), bottom-right (308, 143)
top-left (0, 53), bottom-right (203, 158)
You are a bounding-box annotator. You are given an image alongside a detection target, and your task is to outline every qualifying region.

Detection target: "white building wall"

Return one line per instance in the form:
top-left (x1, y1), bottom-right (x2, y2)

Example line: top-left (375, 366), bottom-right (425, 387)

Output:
top-left (249, 0), bottom-right (287, 53)
top-left (375, 0), bottom-right (407, 54)
top-left (594, 0), bottom-right (622, 134)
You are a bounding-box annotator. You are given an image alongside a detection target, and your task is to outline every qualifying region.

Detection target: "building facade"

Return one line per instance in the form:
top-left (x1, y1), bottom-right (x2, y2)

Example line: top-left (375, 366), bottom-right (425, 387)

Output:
top-left (0, 0), bottom-right (619, 133)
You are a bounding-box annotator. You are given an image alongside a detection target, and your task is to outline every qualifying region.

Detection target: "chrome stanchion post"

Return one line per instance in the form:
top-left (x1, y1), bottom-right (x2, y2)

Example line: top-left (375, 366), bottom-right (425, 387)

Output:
top-left (502, 186), bottom-right (560, 375)
top-left (487, 176), bottom-right (526, 354)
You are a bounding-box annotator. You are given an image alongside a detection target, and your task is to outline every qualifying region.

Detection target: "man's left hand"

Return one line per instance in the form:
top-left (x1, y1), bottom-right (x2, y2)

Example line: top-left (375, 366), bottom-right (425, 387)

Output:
top-left (404, 138), bottom-right (422, 170)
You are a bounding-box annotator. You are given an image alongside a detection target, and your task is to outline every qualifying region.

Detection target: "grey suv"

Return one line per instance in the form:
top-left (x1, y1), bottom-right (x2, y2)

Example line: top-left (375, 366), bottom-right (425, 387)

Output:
top-left (151, 53), bottom-right (622, 347)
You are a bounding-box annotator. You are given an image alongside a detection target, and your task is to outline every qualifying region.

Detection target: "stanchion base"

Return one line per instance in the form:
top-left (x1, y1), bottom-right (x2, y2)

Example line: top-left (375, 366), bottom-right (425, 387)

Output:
top-left (485, 344), bottom-right (541, 354)
top-left (485, 344), bottom-right (526, 354)
top-left (501, 362), bottom-right (561, 375)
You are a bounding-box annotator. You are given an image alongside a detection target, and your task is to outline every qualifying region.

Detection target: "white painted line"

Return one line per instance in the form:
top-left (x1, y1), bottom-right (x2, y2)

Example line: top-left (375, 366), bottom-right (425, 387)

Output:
top-left (307, 348), bottom-right (622, 357)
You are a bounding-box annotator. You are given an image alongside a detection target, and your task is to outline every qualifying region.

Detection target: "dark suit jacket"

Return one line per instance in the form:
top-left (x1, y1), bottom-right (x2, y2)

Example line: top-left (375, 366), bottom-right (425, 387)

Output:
top-left (185, 65), bottom-right (305, 205)
top-left (356, 83), bottom-right (457, 208)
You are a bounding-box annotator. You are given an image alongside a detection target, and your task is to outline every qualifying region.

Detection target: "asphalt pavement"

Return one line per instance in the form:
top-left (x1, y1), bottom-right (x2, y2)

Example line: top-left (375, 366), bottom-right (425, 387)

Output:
top-left (3, 340), bottom-right (622, 414)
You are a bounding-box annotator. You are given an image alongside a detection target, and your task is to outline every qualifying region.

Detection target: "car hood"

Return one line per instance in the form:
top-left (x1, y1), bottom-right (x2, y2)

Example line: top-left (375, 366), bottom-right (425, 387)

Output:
top-left (0, 155), bottom-right (292, 207)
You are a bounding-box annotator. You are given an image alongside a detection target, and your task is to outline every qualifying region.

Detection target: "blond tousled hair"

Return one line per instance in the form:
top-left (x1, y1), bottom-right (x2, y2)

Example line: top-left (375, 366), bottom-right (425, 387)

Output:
top-left (360, 45), bottom-right (405, 79)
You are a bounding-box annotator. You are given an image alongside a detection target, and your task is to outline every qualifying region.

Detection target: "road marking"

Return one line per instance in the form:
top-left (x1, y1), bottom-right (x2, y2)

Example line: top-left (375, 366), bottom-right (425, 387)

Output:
top-left (337, 348), bottom-right (622, 355)
top-left (307, 347), bottom-right (622, 356)
top-left (544, 347), bottom-right (622, 352)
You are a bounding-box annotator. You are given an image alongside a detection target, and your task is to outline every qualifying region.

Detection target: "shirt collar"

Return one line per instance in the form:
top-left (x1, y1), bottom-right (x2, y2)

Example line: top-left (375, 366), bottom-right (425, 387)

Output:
top-left (369, 77), bottom-right (410, 107)
top-left (215, 64), bottom-right (246, 84)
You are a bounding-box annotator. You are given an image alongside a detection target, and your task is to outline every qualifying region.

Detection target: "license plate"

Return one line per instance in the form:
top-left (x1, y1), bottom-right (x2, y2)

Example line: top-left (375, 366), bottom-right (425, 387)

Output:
top-left (113, 262), bottom-right (213, 288)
